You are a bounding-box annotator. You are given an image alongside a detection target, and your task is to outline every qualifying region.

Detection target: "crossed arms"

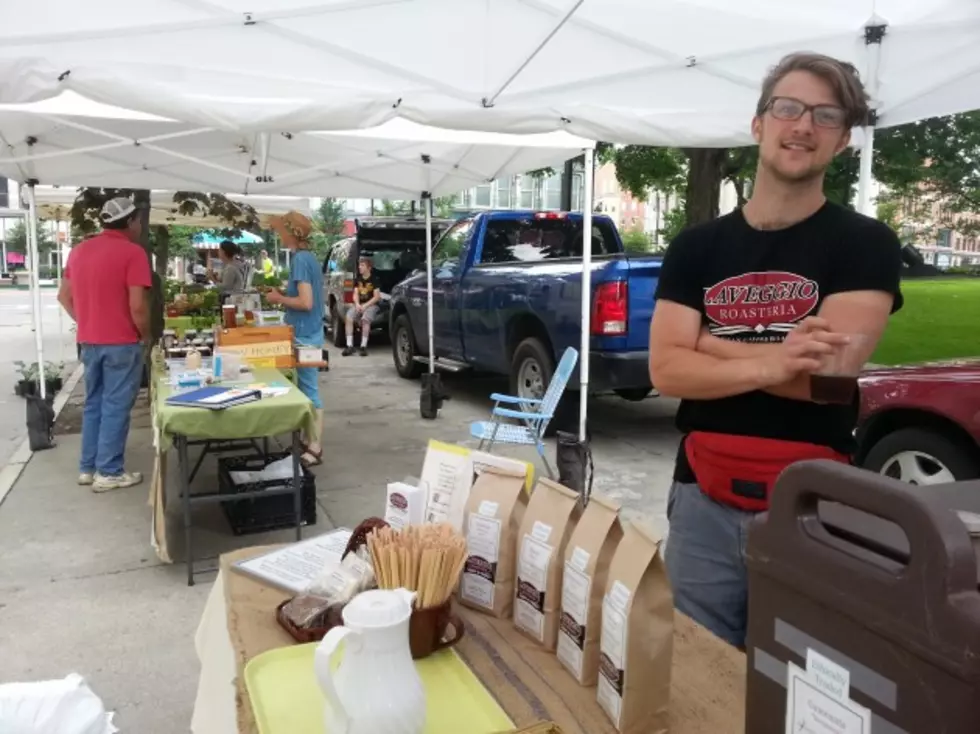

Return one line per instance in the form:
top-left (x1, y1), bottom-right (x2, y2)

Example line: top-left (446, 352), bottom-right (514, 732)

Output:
top-left (648, 290), bottom-right (894, 403)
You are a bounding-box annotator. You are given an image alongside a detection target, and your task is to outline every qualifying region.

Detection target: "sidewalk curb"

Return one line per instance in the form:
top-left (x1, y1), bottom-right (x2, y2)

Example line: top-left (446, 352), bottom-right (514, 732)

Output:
top-left (0, 362), bottom-right (84, 509)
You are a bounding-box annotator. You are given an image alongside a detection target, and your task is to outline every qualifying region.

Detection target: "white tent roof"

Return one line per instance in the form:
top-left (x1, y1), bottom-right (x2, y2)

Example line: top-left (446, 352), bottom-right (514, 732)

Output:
top-left (0, 93), bottom-right (590, 197)
top-left (27, 185), bottom-right (311, 227)
top-left (0, 0), bottom-right (976, 145)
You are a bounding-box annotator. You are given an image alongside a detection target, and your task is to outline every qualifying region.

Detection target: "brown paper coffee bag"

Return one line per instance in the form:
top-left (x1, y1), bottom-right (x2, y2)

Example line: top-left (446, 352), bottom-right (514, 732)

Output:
top-left (556, 494), bottom-right (623, 686)
top-left (597, 521), bottom-right (673, 734)
top-left (459, 467), bottom-right (529, 618)
top-left (514, 478), bottom-right (582, 649)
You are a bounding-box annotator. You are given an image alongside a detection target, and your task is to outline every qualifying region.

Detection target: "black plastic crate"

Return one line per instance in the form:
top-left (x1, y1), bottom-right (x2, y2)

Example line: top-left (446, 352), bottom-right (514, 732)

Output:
top-left (217, 451), bottom-right (316, 535)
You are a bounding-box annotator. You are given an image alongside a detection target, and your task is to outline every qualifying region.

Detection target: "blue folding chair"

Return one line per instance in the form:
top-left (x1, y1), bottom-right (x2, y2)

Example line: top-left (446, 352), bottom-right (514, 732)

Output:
top-left (469, 347), bottom-right (579, 479)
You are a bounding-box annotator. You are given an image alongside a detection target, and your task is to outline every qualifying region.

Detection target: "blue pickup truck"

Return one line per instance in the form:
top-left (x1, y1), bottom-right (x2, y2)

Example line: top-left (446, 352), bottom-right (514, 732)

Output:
top-left (388, 210), bottom-right (662, 415)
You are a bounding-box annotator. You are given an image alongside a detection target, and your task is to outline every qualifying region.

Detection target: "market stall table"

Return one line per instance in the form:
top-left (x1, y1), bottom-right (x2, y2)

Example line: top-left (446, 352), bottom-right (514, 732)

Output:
top-left (193, 546), bottom-right (747, 734)
top-left (151, 368), bottom-right (316, 584)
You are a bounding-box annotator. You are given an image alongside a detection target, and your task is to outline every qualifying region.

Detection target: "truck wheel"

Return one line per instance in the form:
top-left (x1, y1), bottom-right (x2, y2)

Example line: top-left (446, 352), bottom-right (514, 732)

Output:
top-left (332, 305), bottom-right (346, 348)
top-left (392, 314), bottom-right (423, 379)
top-left (615, 388), bottom-right (652, 402)
top-left (862, 427), bottom-right (980, 485)
top-left (509, 338), bottom-right (572, 436)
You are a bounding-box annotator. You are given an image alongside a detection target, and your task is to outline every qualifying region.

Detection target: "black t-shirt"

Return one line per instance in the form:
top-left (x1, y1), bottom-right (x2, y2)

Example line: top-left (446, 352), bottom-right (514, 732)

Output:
top-left (354, 271), bottom-right (379, 305)
top-left (655, 202), bottom-right (903, 475)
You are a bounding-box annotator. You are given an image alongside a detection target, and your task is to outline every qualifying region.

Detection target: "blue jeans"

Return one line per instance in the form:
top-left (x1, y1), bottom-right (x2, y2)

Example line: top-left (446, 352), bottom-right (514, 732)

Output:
top-left (664, 481), bottom-right (757, 649)
top-left (294, 341), bottom-right (322, 410)
top-left (80, 344), bottom-right (144, 476)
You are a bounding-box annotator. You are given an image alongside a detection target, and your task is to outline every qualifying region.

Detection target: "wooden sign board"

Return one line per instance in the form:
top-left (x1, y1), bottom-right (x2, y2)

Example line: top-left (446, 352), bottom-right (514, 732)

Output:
top-left (217, 325), bottom-right (295, 369)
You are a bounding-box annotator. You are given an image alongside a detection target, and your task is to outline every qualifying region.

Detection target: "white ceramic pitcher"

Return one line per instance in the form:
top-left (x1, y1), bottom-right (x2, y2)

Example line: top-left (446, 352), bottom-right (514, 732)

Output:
top-left (313, 588), bottom-right (426, 734)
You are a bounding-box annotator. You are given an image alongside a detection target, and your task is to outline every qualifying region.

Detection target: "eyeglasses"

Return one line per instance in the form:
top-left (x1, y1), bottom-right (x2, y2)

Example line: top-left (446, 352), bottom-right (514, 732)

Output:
top-left (766, 96), bottom-right (847, 129)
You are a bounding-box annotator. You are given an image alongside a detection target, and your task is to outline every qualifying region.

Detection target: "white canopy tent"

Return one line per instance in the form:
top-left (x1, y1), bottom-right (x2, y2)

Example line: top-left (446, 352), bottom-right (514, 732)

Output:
top-left (0, 93), bottom-right (590, 199)
top-left (0, 95), bottom-right (593, 436)
top-left (1, 0), bottom-right (977, 216)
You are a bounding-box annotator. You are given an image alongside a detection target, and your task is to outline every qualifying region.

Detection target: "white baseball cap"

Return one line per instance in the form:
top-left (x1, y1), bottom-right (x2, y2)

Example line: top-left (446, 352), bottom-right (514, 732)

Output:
top-left (100, 197), bottom-right (137, 224)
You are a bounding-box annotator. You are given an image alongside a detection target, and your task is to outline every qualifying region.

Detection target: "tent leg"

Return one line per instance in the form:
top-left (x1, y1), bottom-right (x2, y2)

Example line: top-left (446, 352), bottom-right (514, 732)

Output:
top-left (419, 192), bottom-right (447, 420)
top-left (25, 182), bottom-right (47, 401)
top-left (578, 148), bottom-right (594, 443)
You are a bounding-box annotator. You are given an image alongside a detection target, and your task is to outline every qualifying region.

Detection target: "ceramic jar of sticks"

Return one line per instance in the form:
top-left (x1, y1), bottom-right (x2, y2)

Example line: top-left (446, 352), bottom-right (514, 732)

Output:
top-left (367, 523), bottom-right (468, 659)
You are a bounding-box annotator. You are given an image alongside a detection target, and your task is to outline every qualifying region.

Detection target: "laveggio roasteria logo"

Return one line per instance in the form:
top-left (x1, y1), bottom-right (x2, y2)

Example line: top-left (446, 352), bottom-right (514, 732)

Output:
top-left (704, 271), bottom-right (818, 338)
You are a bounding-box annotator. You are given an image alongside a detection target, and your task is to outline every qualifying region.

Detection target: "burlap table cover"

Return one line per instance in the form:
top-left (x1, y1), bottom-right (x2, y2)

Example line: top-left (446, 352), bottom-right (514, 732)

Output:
top-left (220, 547), bottom-right (746, 734)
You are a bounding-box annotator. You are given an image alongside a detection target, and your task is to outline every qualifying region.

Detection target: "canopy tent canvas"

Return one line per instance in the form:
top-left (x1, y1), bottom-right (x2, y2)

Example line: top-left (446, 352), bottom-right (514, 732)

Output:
top-left (29, 185), bottom-right (311, 228)
top-left (0, 94), bottom-right (594, 436)
top-left (0, 0), bottom-right (975, 143)
top-left (0, 93), bottom-right (591, 200)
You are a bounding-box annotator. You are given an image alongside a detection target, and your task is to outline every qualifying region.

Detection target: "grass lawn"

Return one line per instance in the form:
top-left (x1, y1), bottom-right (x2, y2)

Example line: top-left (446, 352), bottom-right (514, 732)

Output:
top-left (871, 277), bottom-right (980, 365)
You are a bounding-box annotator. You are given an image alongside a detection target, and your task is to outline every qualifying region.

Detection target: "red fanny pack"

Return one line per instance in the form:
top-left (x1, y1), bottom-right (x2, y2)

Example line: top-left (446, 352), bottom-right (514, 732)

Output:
top-left (684, 431), bottom-right (849, 512)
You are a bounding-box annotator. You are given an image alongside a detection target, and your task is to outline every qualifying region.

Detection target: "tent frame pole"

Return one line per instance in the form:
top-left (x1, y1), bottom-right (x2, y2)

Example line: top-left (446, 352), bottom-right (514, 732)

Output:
top-left (25, 181), bottom-right (47, 400)
top-left (484, 0), bottom-right (585, 106)
top-left (578, 147), bottom-right (594, 442)
top-left (856, 18), bottom-right (886, 217)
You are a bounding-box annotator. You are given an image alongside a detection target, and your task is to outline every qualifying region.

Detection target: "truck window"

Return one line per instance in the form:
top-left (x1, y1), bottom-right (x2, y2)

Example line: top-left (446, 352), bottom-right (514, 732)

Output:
top-left (432, 219), bottom-right (473, 267)
top-left (477, 218), bottom-right (618, 265)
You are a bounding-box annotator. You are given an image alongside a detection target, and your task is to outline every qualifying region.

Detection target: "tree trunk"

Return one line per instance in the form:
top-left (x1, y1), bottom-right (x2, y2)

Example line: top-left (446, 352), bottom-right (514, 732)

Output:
top-left (683, 148), bottom-right (728, 225)
top-left (153, 225), bottom-right (170, 279)
top-left (133, 190), bottom-right (165, 348)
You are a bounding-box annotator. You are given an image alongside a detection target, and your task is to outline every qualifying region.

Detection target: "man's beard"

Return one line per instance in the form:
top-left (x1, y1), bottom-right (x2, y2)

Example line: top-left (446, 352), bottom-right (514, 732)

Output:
top-left (760, 152), bottom-right (827, 185)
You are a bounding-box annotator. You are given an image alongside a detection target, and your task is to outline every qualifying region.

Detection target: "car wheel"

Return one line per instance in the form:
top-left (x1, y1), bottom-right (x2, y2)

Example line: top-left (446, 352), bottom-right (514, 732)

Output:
top-left (862, 427), bottom-right (980, 485)
top-left (615, 388), bottom-right (652, 402)
top-left (509, 337), bottom-right (573, 437)
top-left (332, 305), bottom-right (346, 348)
top-left (392, 314), bottom-right (423, 379)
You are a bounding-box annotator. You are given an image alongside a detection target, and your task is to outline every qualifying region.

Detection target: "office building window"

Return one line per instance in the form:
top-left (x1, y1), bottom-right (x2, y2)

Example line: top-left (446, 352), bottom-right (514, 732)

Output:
top-left (496, 177), bottom-right (512, 208)
top-left (542, 174), bottom-right (562, 211)
top-left (519, 176), bottom-right (536, 209)
top-left (474, 184), bottom-right (492, 208)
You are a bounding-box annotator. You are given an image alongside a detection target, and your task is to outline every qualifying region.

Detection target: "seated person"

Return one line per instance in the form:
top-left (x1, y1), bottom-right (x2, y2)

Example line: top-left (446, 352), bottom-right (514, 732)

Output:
top-left (343, 256), bottom-right (381, 357)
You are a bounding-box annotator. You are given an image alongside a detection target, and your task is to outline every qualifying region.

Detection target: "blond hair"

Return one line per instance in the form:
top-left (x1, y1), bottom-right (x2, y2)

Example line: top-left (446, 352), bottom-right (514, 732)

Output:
top-left (756, 52), bottom-right (870, 129)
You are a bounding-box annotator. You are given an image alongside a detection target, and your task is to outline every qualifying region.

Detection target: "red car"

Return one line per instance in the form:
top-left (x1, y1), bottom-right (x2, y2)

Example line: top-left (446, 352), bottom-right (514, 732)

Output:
top-left (856, 360), bottom-right (980, 484)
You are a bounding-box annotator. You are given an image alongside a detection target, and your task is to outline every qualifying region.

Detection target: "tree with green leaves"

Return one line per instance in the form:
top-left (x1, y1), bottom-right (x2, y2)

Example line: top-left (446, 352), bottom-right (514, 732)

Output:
top-left (620, 229), bottom-right (651, 254)
top-left (3, 220), bottom-right (56, 256)
top-left (378, 199), bottom-right (409, 216)
top-left (309, 197), bottom-right (348, 257)
top-left (433, 196), bottom-right (457, 218)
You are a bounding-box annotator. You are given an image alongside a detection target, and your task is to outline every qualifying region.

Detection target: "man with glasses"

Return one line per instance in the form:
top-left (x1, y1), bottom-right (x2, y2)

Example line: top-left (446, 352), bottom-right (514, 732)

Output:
top-left (648, 53), bottom-right (903, 648)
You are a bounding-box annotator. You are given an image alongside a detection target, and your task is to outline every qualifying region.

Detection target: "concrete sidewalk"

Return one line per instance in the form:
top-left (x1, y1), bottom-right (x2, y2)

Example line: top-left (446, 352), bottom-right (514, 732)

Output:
top-left (0, 348), bottom-right (680, 731)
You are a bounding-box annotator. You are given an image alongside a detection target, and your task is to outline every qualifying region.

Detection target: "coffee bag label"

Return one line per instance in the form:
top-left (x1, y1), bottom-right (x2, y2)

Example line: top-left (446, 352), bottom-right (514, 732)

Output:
top-left (557, 562), bottom-right (592, 679)
top-left (597, 592), bottom-right (629, 727)
top-left (514, 534), bottom-right (553, 641)
top-left (461, 513), bottom-right (502, 610)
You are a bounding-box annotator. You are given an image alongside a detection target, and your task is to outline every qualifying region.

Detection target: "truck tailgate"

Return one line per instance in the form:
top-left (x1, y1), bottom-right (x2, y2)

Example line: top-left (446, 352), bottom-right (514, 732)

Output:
top-left (624, 255), bottom-right (661, 351)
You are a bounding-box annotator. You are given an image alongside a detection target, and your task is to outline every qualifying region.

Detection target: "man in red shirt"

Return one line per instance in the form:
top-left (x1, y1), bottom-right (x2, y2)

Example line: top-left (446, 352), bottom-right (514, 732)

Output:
top-left (58, 197), bottom-right (152, 491)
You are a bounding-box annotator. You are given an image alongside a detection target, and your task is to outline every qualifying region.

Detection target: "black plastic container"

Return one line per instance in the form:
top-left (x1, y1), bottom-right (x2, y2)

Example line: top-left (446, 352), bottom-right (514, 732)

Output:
top-left (746, 460), bottom-right (980, 734)
top-left (217, 452), bottom-right (316, 535)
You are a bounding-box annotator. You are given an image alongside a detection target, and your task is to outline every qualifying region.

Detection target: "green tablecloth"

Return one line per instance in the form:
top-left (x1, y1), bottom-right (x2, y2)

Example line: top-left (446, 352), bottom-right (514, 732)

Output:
top-left (153, 367), bottom-right (314, 447)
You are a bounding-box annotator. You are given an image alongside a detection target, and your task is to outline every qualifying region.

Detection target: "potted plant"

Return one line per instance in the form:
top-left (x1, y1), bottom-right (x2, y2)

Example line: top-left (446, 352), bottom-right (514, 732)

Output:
top-left (45, 362), bottom-right (65, 395)
top-left (13, 361), bottom-right (65, 398)
top-left (13, 361), bottom-right (39, 397)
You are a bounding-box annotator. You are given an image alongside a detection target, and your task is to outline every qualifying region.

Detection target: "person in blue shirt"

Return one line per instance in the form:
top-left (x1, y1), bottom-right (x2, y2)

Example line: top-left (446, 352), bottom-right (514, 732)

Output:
top-left (267, 211), bottom-right (325, 467)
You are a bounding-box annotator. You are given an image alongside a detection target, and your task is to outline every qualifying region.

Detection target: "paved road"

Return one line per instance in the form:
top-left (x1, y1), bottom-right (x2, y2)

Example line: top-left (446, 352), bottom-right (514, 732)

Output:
top-left (0, 288), bottom-right (77, 465)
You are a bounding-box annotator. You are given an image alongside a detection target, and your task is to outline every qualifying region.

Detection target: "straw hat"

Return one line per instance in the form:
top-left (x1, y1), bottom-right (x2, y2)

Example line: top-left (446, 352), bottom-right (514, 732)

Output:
top-left (270, 210), bottom-right (313, 247)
